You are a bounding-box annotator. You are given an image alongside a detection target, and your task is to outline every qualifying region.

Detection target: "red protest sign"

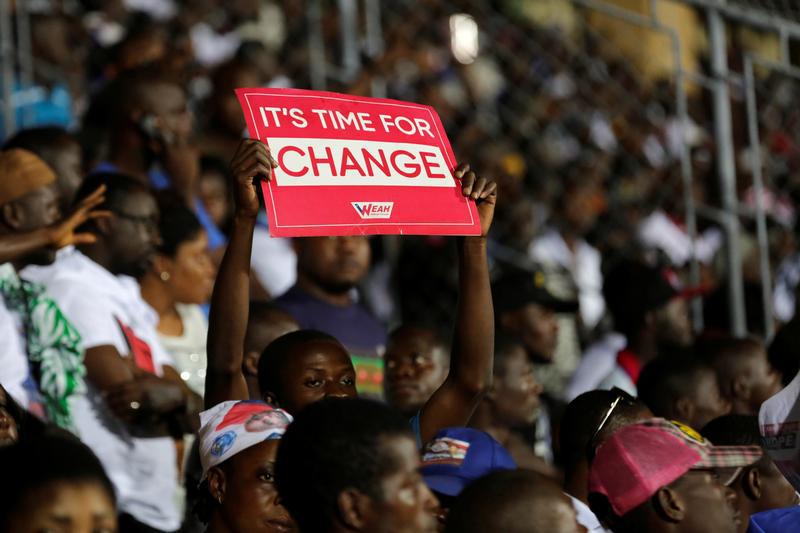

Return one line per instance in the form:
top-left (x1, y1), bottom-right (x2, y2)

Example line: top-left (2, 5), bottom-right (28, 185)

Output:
top-left (236, 88), bottom-right (480, 237)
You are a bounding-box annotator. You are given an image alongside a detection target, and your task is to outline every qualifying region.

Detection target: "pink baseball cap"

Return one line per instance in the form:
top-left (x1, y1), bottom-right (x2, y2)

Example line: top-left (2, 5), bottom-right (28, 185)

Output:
top-left (589, 418), bottom-right (762, 517)
top-left (198, 400), bottom-right (293, 479)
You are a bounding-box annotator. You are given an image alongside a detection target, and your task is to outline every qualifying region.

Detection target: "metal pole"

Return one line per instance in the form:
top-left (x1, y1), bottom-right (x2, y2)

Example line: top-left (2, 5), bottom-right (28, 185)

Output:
top-left (15, 0), bottom-right (33, 127)
top-left (364, 0), bottom-right (387, 98)
top-left (338, 0), bottom-right (360, 83)
top-left (307, 0), bottom-right (327, 91)
top-left (0, 0), bottom-right (14, 138)
top-left (708, 8), bottom-right (747, 336)
top-left (744, 56), bottom-right (775, 339)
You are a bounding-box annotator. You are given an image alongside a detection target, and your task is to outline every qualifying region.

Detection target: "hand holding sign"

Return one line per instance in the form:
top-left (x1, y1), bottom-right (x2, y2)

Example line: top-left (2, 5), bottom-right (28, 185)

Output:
top-left (455, 163), bottom-right (497, 238)
top-left (229, 139), bottom-right (277, 219)
top-left (236, 88), bottom-right (481, 237)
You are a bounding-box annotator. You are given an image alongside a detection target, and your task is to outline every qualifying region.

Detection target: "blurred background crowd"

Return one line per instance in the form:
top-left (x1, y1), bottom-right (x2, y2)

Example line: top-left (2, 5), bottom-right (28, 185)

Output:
top-left (3, 0), bottom-right (800, 532)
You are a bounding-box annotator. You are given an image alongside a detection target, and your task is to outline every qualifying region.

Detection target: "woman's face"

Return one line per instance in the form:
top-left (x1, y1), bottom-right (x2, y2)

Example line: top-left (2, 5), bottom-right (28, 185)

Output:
top-left (162, 231), bottom-right (215, 305)
top-left (216, 440), bottom-right (296, 532)
top-left (4, 480), bottom-right (117, 533)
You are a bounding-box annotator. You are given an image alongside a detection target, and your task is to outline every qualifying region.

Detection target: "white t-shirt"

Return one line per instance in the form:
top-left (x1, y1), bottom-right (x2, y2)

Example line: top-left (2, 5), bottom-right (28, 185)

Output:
top-left (565, 332), bottom-right (627, 402)
top-left (157, 303), bottom-right (207, 397)
top-left (0, 295), bottom-right (32, 408)
top-left (759, 370), bottom-right (800, 492)
top-left (529, 228), bottom-right (606, 329)
top-left (22, 248), bottom-right (181, 531)
top-left (568, 494), bottom-right (612, 533)
top-left (250, 224), bottom-right (296, 298)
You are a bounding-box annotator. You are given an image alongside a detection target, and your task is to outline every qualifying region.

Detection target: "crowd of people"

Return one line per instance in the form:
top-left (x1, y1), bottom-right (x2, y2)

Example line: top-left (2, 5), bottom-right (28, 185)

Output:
top-left (2, 0), bottom-right (800, 532)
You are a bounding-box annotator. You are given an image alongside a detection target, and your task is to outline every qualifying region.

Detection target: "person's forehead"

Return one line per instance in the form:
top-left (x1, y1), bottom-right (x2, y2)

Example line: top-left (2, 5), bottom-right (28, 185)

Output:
top-left (286, 342), bottom-right (351, 370)
top-left (229, 439), bottom-right (280, 472)
top-left (387, 328), bottom-right (438, 353)
top-left (117, 191), bottom-right (158, 215)
top-left (378, 433), bottom-right (419, 469)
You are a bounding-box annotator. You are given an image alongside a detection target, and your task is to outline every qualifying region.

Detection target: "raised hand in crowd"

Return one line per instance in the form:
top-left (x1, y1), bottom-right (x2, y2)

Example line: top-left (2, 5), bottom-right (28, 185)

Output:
top-left (205, 139), bottom-right (275, 408)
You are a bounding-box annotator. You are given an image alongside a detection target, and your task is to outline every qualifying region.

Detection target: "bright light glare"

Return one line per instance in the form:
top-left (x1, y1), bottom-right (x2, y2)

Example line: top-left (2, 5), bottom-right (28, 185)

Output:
top-left (450, 14), bottom-right (479, 64)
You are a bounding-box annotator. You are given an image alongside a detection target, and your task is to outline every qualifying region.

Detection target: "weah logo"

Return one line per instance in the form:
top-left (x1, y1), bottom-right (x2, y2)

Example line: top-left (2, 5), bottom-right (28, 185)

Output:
top-left (352, 202), bottom-right (393, 219)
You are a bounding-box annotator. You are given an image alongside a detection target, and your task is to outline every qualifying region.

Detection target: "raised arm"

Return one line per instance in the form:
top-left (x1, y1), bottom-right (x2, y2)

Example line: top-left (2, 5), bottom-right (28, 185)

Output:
top-left (0, 185), bottom-right (108, 263)
top-left (204, 140), bottom-right (275, 408)
top-left (418, 164), bottom-right (497, 444)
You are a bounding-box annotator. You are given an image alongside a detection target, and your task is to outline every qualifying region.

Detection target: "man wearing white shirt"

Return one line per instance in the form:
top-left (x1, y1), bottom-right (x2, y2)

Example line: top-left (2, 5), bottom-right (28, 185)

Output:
top-left (529, 173), bottom-right (606, 394)
top-left (24, 172), bottom-right (200, 533)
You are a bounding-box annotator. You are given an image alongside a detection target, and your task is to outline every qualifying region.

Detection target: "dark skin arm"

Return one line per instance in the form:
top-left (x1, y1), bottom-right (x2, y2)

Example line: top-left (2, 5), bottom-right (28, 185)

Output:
top-left (0, 185), bottom-right (109, 263)
top-left (205, 139), bottom-right (275, 409)
top-left (418, 163), bottom-right (497, 445)
top-left (86, 345), bottom-right (200, 435)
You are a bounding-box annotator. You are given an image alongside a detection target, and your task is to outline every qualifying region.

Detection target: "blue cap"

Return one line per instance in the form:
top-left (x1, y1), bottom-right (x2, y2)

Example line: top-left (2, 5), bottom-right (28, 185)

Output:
top-left (420, 427), bottom-right (517, 497)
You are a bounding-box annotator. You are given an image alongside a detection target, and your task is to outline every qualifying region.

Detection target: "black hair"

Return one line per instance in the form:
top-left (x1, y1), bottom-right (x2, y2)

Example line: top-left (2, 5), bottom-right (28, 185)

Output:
top-left (257, 329), bottom-right (345, 400)
top-left (388, 323), bottom-right (452, 356)
top-left (559, 389), bottom-right (649, 468)
top-left (2, 126), bottom-right (76, 161)
top-left (155, 191), bottom-right (203, 257)
top-left (73, 172), bottom-right (151, 214)
top-left (0, 434), bottom-right (116, 527)
top-left (275, 397), bottom-right (412, 532)
top-left (697, 336), bottom-right (765, 399)
top-left (701, 414), bottom-right (761, 447)
top-left (768, 319), bottom-right (800, 387)
top-left (637, 354), bottom-right (713, 419)
top-left (493, 332), bottom-right (526, 376)
top-left (444, 470), bottom-right (564, 533)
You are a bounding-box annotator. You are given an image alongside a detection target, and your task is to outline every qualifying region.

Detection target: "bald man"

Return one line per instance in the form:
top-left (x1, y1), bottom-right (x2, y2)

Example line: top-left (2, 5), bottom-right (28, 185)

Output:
top-left (698, 337), bottom-right (782, 416)
top-left (445, 469), bottom-right (587, 533)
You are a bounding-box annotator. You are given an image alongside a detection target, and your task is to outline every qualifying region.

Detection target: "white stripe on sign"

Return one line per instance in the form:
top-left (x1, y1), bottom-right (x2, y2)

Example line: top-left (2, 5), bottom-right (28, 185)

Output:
top-left (270, 138), bottom-right (454, 187)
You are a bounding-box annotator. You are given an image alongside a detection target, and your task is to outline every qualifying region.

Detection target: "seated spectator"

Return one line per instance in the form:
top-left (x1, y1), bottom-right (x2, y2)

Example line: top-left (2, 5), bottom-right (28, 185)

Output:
top-left (421, 427), bottom-right (516, 527)
top-left (0, 434), bottom-right (117, 533)
top-left (595, 259), bottom-right (694, 395)
top-left (699, 337), bottom-right (782, 417)
top-left (195, 400), bottom-right (294, 532)
top-left (638, 354), bottom-right (731, 431)
top-left (385, 324), bottom-right (450, 418)
top-left (492, 268), bottom-right (578, 363)
top-left (206, 142), bottom-right (497, 446)
top-left (470, 334), bottom-right (551, 473)
top-left (275, 397), bottom-right (439, 533)
top-left (141, 193), bottom-right (215, 396)
top-left (0, 149), bottom-right (106, 426)
top-left (560, 388), bottom-right (653, 533)
top-left (91, 67), bottom-right (227, 252)
top-left (274, 234), bottom-right (387, 397)
top-left (589, 418), bottom-right (761, 533)
top-left (243, 302), bottom-right (299, 399)
top-left (702, 415), bottom-right (799, 532)
top-left (2, 126), bottom-right (84, 213)
top-left (23, 172), bottom-right (202, 532)
top-left (445, 469), bottom-right (586, 533)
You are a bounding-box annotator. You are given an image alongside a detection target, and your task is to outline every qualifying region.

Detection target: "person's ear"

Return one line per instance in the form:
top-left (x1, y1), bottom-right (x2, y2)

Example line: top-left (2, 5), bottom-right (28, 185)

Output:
top-left (653, 486), bottom-right (685, 522)
top-left (732, 375), bottom-right (750, 402)
top-left (674, 397), bottom-right (695, 425)
top-left (1, 202), bottom-right (21, 231)
top-left (94, 214), bottom-right (114, 237)
top-left (151, 254), bottom-right (172, 279)
top-left (337, 488), bottom-right (371, 529)
top-left (262, 390), bottom-right (280, 407)
top-left (743, 467), bottom-right (762, 501)
top-left (244, 351), bottom-right (260, 377)
top-left (499, 311), bottom-right (518, 333)
top-left (207, 466), bottom-right (227, 505)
